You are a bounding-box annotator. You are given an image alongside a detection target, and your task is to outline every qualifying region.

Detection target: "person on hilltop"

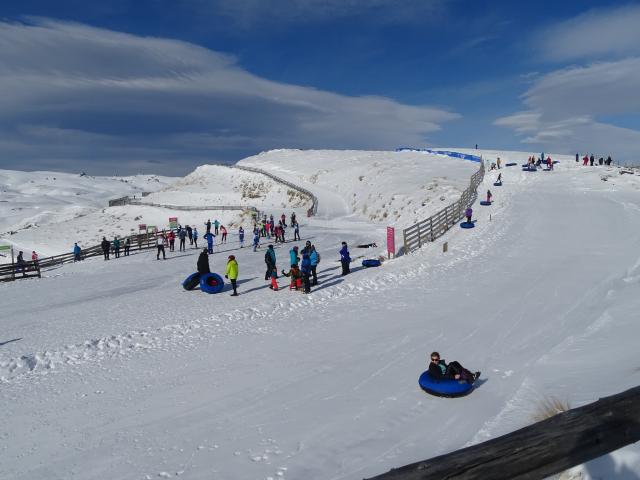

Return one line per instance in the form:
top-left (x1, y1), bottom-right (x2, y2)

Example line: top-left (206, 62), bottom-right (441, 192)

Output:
top-left (265, 244), bottom-right (277, 281)
top-left (583, 154), bottom-right (589, 166)
top-left (225, 255), bottom-right (239, 296)
top-left (197, 248), bottom-right (210, 275)
top-left (239, 226), bottom-right (245, 248)
top-left (101, 237), bottom-right (110, 260)
top-left (428, 351), bottom-right (479, 384)
top-left (590, 154), bottom-right (595, 166)
top-left (214, 219), bottom-right (220, 236)
top-left (339, 242), bottom-right (351, 276)
top-left (73, 242), bottom-right (82, 262)
top-left (220, 225), bottom-right (228, 244)
top-left (575, 152), bottom-right (579, 163)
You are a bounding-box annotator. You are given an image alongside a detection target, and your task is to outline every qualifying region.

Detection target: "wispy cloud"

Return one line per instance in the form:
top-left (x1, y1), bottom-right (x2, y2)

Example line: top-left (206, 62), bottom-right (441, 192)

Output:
top-left (495, 58), bottom-right (640, 160)
top-left (534, 4), bottom-right (640, 62)
top-left (0, 18), bottom-right (459, 174)
top-left (190, 0), bottom-right (449, 28)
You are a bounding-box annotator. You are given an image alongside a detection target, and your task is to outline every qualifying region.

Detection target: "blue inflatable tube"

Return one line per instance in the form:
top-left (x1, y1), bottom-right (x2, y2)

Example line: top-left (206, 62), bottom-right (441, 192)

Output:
top-left (480, 200), bottom-right (492, 206)
top-left (362, 259), bottom-right (381, 268)
top-left (493, 181), bottom-right (502, 186)
top-left (199, 273), bottom-right (225, 294)
top-left (505, 162), bottom-right (517, 167)
top-left (460, 221), bottom-right (475, 229)
top-left (182, 272), bottom-right (201, 291)
top-left (418, 371), bottom-right (474, 398)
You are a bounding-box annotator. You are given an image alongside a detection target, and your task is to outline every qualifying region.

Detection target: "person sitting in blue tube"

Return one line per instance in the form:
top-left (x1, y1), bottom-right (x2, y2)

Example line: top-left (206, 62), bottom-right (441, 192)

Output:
top-left (428, 351), bottom-right (479, 383)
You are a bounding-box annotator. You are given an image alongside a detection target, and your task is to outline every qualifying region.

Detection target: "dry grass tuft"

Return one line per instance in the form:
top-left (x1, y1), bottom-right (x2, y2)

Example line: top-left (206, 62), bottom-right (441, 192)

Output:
top-left (532, 397), bottom-right (571, 422)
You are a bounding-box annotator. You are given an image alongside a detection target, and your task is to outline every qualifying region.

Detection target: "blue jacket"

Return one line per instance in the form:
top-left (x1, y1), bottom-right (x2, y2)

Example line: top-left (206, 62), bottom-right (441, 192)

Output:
top-left (300, 254), bottom-right (311, 274)
top-left (289, 249), bottom-right (299, 266)
top-left (310, 250), bottom-right (318, 266)
top-left (339, 245), bottom-right (350, 263)
top-left (73, 245), bottom-right (81, 255)
top-left (193, 229), bottom-right (198, 239)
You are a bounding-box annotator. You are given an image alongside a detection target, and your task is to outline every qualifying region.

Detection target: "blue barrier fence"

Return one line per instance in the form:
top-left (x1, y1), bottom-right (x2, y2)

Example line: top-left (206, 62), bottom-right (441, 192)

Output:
top-left (396, 147), bottom-right (482, 163)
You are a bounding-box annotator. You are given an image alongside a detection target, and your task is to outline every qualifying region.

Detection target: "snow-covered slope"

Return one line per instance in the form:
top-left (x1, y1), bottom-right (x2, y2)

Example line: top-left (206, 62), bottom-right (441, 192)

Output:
top-left (0, 170), bottom-right (176, 259)
top-left (2, 150), bottom-right (640, 479)
top-left (238, 149), bottom-right (479, 226)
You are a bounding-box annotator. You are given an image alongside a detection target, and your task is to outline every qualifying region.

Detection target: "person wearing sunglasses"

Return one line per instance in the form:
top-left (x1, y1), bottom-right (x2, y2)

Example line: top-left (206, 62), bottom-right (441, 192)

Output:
top-left (428, 351), bottom-right (480, 383)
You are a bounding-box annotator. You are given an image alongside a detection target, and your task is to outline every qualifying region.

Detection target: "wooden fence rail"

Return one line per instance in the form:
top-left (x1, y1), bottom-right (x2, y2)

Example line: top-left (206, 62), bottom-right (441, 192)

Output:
top-left (403, 161), bottom-right (484, 254)
top-left (367, 385), bottom-right (640, 480)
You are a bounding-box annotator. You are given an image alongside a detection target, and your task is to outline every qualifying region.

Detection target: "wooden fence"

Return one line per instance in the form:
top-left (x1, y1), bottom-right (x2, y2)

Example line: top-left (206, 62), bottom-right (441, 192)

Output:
top-left (0, 231), bottom-right (171, 283)
top-left (402, 161), bottom-right (484, 254)
top-left (367, 385), bottom-right (640, 480)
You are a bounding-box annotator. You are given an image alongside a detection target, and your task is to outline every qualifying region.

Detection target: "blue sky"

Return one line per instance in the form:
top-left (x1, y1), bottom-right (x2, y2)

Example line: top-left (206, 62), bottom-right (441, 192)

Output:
top-left (1, 0), bottom-right (639, 174)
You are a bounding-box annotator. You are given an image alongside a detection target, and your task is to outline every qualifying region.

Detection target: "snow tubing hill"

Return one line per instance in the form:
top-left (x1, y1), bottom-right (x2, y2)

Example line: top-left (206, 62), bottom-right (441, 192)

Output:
top-left (460, 222), bottom-right (475, 229)
top-left (182, 272), bottom-right (201, 291)
top-left (362, 259), bottom-right (381, 268)
top-left (199, 273), bottom-right (225, 294)
top-left (418, 371), bottom-right (474, 398)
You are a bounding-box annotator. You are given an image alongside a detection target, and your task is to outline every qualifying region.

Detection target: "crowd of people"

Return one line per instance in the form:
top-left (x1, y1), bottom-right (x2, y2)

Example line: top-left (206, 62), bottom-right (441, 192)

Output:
top-left (578, 153), bottom-right (613, 166)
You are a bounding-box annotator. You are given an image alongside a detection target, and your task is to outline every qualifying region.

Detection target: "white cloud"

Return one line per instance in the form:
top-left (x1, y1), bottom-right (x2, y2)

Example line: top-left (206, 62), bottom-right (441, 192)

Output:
top-left (0, 18), bottom-right (458, 174)
top-left (535, 4), bottom-right (640, 62)
top-left (495, 58), bottom-right (640, 162)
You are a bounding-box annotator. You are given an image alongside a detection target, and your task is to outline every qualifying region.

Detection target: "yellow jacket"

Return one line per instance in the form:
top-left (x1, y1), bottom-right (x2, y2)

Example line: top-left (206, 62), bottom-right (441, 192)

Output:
top-left (226, 259), bottom-right (238, 280)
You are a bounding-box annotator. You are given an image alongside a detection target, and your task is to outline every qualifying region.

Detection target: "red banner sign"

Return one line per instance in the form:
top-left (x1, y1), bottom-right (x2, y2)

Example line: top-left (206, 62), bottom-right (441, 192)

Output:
top-left (138, 224), bottom-right (147, 231)
top-left (387, 226), bottom-right (395, 256)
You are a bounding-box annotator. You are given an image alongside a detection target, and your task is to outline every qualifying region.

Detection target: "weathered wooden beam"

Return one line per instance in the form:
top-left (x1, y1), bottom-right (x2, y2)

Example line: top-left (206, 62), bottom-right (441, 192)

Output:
top-left (367, 386), bottom-right (640, 480)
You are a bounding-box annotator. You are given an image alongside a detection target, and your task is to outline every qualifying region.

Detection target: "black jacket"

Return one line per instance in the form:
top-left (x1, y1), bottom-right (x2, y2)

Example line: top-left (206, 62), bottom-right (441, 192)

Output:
top-left (197, 252), bottom-right (210, 274)
top-left (428, 360), bottom-right (448, 380)
top-left (101, 239), bottom-right (110, 252)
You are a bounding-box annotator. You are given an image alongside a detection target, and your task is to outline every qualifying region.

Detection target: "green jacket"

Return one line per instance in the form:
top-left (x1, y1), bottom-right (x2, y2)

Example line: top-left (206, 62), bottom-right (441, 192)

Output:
top-left (226, 259), bottom-right (238, 280)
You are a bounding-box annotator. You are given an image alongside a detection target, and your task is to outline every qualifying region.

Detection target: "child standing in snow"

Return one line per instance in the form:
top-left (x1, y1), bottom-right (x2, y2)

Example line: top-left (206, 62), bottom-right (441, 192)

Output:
top-left (226, 255), bottom-right (239, 296)
top-left (239, 227), bottom-right (245, 248)
top-left (465, 207), bottom-right (473, 224)
top-left (193, 227), bottom-right (199, 248)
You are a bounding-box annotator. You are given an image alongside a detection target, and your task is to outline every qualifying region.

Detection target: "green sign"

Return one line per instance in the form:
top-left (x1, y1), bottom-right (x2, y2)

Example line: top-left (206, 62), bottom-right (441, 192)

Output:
top-left (0, 245), bottom-right (11, 251)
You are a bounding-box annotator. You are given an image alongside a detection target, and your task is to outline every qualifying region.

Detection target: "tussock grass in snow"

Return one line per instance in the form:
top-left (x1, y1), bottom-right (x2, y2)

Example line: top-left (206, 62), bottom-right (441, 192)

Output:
top-left (532, 397), bottom-right (571, 422)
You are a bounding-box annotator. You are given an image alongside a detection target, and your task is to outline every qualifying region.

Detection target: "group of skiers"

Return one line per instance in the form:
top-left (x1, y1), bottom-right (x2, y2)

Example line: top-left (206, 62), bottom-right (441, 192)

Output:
top-left (577, 153), bottom-right (613, 166)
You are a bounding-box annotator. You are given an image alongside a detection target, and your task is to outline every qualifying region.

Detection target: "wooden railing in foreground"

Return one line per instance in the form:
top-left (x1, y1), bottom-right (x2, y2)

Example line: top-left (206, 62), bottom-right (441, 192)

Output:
top-left (367, 385), bottom-right (640, 480)
top-left (402, 161), bottom-right (485, 254)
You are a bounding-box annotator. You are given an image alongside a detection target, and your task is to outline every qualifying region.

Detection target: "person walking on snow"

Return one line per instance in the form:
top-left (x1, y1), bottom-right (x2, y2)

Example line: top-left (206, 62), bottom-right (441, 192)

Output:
top-left (179, 228), bottom-right (187, 252)
top-left (101, 237), bottom-right (110, 260)
top-left (113, 237), bottom-right (121, 258)
top-left (226, 255), bottom-right (239, 296)
top-left (465, 207), bottom-right (473, 224)
top-left (486, 190), bottom-right (492, 203)
top-left (213, 219), bottom-right (220, 236)
top-left (220, 225), bottom-right (227, 244)
top-left (293, 222), bottom-right (300, 241)
top-left (205, 219), bottom-right (211, 234)
top-left (583, 154), bottom-right (589, 166)
top-left (204, 231), bottom-right (215, 254)
top-left (193, 227), bottom-right (199, 248)
top-left (156, 234), bottom-right (166, 260)
top-left (168, 230), bottom-right (175, 251)
top-left (265, 245), bottom-right (277, 280)
top-left (310, 245), bottom-right (320, 286)
top-left (253, 230), bottom-right (260, 252)
top-left (590, 154), bottom-right (595, 166)
top-left (340, 242), bottom-right (351, 276)
top-left (496, 157), bottom-right (501, 169)
top-left (186, 225), bottom-right (193, 245)
top-left (31, 251), bottom-right (39, 270)
top-left (73, 243), bottom-right (82, 262)
top-left (239, 227), bottom-right (245, 248)
top-left (16, 251), bottom-right (26, 275)
top-left (124, 237), bottom-right (131, 256)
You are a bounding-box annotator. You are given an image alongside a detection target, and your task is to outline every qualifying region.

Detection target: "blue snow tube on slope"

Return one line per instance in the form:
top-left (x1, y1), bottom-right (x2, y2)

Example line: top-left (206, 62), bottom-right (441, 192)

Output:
top-left (182, 272), bottom-right (201, 291)
top-left (480, 200), bottom-right (492, 206)
top-left (362, 259), bottom-right (382, 268)
top-left (418, 371), bottom-right (474, 398)
top-left (460, 222), bottom-right (475, 229)
top-left (199, 273), bottom-right (225, 294)
top-left (493, 181), bottom-right (502, 186)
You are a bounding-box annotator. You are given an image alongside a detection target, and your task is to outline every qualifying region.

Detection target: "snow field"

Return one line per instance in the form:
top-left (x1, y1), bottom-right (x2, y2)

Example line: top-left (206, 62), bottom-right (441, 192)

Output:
top-left (2, 151), bottom-right (640, 479)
